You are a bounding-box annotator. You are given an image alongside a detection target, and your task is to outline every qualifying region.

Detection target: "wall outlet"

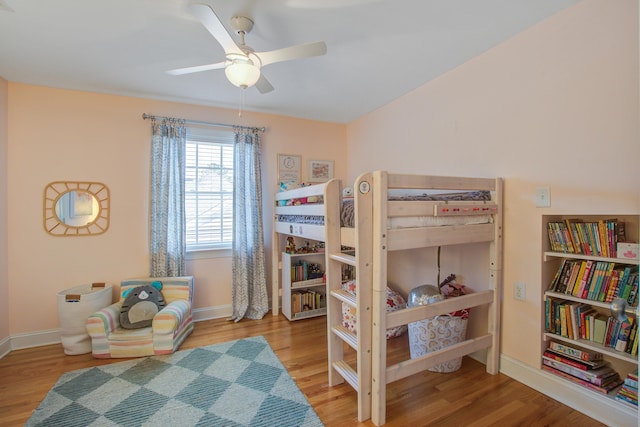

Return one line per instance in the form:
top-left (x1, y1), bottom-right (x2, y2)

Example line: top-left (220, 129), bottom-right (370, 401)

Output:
top-left (514, 282), bottom-right (526, 301)
top-left (535, 187), bottom-right (551, 207)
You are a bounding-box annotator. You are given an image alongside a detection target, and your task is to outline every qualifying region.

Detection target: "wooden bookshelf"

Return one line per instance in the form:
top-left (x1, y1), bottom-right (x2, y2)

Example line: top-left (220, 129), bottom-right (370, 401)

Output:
top-left (281, 251), bottom-right (326, 321)
top-left (541, 214), bottom-right (639, 423)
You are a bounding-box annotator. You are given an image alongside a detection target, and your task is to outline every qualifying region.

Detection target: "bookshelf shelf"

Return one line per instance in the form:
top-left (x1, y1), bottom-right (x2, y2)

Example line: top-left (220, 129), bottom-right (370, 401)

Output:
top-left (543, 332), bottom-right (637, 364)
top-left (541, 214), bottom-right (639, 422)
top-left (538, 368), bottom-right (637, 417)
top-left (544, 251), bottom-right (640, 265)
top-left (544, 291), bottom-right (637, 315)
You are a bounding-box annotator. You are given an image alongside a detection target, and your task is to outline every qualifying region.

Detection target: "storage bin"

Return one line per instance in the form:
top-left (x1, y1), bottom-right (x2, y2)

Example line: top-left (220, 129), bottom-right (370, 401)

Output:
top-left (408, 314), bottom-right (468, 372)
top-left (57, 282), bottom-right (113, 355)
top-left (407, 282), bottom-right (469, 373)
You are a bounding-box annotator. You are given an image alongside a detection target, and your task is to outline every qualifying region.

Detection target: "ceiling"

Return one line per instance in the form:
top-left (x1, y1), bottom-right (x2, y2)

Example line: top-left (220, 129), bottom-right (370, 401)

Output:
top-left (0, 0), bottom-right (580, 124)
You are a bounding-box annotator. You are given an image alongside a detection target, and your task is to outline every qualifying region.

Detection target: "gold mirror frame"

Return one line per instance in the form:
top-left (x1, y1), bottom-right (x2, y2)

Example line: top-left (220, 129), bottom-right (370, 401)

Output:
top-left (43, 181), bottom-right (110, 236)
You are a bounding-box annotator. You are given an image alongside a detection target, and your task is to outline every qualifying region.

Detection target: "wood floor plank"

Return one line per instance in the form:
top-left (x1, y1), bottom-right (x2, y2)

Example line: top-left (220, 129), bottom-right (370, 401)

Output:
top-left (0, 314), bottom-right (605, 427)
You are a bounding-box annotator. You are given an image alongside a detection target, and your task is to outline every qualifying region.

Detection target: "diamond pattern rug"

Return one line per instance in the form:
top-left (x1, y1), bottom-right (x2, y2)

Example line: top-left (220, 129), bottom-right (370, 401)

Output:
top-left (26, 336), bottom-right (324, 426)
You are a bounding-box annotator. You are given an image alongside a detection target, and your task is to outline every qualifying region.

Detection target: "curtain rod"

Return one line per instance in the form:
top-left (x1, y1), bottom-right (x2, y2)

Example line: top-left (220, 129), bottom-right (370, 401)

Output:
top-left (142, 113), bottom-right (265, 133)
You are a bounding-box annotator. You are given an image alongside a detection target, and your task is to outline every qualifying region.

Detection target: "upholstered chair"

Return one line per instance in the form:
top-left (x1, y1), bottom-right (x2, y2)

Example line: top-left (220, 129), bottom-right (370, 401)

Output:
top-left (86, 276), bottom-right (194, 358)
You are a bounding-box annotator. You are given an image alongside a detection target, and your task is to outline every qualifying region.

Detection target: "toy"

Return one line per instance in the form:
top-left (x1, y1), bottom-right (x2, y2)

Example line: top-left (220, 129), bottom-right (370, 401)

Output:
top-left (119, 281), bottom-right (166, 329)
top-left (285, 236), bottom-right (296, 253)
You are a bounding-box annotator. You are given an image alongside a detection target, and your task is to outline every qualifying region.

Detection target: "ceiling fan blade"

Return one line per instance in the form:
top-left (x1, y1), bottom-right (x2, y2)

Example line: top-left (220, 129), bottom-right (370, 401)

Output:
top-left (255, 75), bottom-right (274, 94)
top-left (257, 41), bottom-right (327, 67)
top-left (166, 62), bottom-right (226, 76)
top-left (188, 3), bottom-right (244, 56)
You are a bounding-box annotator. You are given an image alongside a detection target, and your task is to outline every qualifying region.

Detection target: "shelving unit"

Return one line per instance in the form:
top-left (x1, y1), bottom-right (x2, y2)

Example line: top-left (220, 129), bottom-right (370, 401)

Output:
top-left (281, 250), bottom-right (326, 321)
top-left (541, 214), bottom-right (639, 423)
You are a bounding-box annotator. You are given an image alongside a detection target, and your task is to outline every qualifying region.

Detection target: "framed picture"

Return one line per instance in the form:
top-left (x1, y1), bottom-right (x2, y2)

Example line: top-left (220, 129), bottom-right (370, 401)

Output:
top-left (278, 154), bottom-right (301, 183)
top-left (307, 159), bottom-right (334, 183)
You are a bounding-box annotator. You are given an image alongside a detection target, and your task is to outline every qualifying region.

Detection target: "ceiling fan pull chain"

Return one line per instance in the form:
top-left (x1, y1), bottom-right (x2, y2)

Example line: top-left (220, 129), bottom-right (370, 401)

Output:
top-left (238, 88), bottom-right (244, 118)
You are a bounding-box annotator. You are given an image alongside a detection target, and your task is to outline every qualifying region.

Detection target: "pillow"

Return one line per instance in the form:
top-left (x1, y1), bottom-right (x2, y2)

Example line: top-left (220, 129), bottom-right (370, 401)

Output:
top-left (119, 281), bottom-right (166, 329)
top-left (341, 281), bottom-right (407, 339)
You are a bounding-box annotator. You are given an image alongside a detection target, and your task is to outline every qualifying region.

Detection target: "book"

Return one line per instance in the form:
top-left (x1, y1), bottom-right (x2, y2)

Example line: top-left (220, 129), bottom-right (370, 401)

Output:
top-left (626, 322), bottom-right (637, 354)
top-left (559, 305), bottom-right (568, 337)
top-left (577, 306), bottom-right (596, 340)
top-left (611, 266), bottom-right (633, 301)
top-left (565, 218), bottom-right (583, 255)
top-left (586, 261), bottom-right (606, 300)
top-left (542, 365), bottom-right (623, 395)
top-left (543, 349), bottom-right (606, 370)
top-left (598, 220), bottom-right (609, 258)
top-left (615, 392), bottom-right (638, 409)
top-left (549, 341), bottom-right (603, 361)
top-left (604, 267), bottom-right (623, 303)
top-left (570, 260), bottom-right (588, 296)
top-left (626, 272), bottom-right (639, 306)
top-left (548, 259), bottom-right (569, 292)
top-left (592, 315), bottom-right (608, 344)
top-left (624, 370), bottom-right (638, 388)
top-left (542, 357), bottom-right (619, 386)
top-left (577, 260), bottom-right (594, 298)
top-left (597, 262), bottom-right (615, 302)
top-left (615, 316), bottom-right (635, 352)
top-left (560, 261), bottom-right (576, 295)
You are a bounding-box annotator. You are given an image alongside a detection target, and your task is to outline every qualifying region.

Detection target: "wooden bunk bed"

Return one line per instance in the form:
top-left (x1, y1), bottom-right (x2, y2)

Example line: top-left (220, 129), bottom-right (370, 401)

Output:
top-left (272, 172), bottom-right (503, 426)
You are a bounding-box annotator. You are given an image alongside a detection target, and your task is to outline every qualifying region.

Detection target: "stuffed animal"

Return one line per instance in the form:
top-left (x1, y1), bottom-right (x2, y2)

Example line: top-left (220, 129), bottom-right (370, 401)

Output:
top-left (119, 281), bottom-right (166, 329)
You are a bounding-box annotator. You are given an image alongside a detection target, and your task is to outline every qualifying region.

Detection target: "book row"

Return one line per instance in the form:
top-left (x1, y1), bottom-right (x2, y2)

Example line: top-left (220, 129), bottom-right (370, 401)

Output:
top-left (291, 289), bottom-right (325, 314)
top-left (545, 299), bottom-right (638, 355)
top-left (548, 259), bottom-right (638, 306)
top-left (547, 218), bottom-right (625, 257)
top-left (291, 261), bottom-right (324, 282)
top-left (543, 341), bottom-right (622, 395)
top-left (615, 370), bottom-right (638, 408)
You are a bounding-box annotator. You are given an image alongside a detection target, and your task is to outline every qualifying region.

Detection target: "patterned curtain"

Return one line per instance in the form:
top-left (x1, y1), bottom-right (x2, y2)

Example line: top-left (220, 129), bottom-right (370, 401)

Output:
top-left (149, 119), bottom-right (186, 277)
top-left (231, 128), bottom-right (268, 321)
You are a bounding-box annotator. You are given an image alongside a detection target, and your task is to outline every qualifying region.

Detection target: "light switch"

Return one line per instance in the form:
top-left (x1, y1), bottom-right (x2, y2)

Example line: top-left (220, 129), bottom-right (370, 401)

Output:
top-left (535, 187), bottom-right (550, 207)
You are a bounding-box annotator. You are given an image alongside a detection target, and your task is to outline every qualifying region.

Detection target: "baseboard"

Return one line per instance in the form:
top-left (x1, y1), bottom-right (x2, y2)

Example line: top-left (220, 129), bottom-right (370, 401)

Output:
top-left (0, 335), bottom-right (11, 359)
top-left (1, 304), bottom-right (234, 358)
top-left (192, 304), bottom-right (232, 321)
top-left (499, 354), bottom-right (637, 427)
top-left (9, 329), bottom-right (61, 352)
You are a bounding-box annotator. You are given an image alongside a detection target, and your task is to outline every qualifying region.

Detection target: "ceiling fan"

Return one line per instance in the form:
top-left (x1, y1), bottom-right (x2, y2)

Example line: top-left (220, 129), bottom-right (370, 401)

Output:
top-left (167, 3), bottom-right (327, 93)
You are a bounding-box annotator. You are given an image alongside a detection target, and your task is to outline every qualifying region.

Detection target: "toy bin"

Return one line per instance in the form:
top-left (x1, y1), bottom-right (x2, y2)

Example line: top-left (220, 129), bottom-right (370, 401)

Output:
top-left (408, 314), bottom-right (468, 372)
top-left (407, 283), bottom-right (468, 373)
top-left (57, 282), bottom-right (113, 355)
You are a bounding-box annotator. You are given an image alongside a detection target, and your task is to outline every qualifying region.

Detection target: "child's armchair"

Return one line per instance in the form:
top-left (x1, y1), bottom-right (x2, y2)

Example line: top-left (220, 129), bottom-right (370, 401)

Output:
top-left (86, 276), bottom-right (194, 358)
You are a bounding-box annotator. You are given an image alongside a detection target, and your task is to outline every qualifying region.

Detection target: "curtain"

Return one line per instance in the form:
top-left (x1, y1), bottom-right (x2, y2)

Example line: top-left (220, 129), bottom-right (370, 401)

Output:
top-left (149, 119), bottom-right (186, 277)
top-left (231, 128), bottom-right (268, 321)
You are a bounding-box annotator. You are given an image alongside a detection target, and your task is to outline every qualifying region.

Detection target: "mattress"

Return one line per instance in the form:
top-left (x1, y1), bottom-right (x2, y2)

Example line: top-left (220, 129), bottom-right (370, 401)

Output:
top-left (277, 190), bottom-right (494, 229)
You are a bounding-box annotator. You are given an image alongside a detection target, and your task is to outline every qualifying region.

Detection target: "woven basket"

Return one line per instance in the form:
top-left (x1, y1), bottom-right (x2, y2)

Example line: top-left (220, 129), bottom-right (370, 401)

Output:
top-left (408, 314), bottom-right (468, 373)
top-left (57, 283), bottom-right (113, 355)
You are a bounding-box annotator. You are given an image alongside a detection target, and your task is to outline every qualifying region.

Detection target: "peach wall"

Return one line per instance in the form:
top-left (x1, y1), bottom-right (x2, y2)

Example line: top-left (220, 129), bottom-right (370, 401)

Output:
top-left (346, 0), bottom-right (639, 368)
top-left (7, 84), bottom-right (346, 336)
top-left (0, 76), bottom-right (8, 344)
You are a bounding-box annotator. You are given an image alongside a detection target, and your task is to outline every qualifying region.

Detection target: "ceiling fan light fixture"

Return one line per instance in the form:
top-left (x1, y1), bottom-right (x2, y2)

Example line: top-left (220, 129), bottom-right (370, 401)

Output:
top-left (225, 58), bottom-right (260, 89)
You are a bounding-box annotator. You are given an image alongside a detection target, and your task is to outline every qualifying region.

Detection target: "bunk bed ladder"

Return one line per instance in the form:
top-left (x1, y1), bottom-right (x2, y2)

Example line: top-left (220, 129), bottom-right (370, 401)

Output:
top-left (324, 175), bottom-right (374, 422)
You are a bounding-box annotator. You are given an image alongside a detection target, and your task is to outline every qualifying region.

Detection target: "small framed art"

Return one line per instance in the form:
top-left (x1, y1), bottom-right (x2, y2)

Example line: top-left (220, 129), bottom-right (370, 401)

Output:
top-left (278, 154), bottom-right (301, 183)
top-left (307, 159), bottom-right (334, 183)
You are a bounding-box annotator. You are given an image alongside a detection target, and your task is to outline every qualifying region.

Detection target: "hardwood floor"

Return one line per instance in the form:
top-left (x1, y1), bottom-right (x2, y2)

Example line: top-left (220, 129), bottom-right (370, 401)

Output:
top-left (0, 314), bottom-right (605, 427)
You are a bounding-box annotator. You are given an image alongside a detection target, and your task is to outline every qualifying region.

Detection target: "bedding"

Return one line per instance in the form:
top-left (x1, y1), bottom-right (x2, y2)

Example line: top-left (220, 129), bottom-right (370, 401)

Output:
top-left (278, 189), bottom-right (493, 228)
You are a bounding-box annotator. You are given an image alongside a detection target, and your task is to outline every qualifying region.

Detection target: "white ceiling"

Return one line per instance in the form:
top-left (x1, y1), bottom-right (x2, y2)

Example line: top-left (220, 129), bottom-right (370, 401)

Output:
top-left (0, 0), bottom-right (580, 124)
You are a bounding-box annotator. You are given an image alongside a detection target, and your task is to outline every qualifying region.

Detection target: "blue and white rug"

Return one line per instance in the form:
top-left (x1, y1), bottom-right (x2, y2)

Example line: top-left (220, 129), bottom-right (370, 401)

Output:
top-left (26, 336), bottom-right (324, 426)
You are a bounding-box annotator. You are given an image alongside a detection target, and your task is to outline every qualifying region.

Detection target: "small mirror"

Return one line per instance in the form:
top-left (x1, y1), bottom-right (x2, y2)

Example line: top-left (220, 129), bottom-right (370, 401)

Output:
top-left (43, 181), bottom-right (110, 236)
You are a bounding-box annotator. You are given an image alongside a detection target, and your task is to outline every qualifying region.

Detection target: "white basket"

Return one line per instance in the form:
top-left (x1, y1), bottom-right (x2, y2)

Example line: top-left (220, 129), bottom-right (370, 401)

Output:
top-left (57, 283), bottom-right (113, 355)
top-left (408, 314), bottom-right (468, 373)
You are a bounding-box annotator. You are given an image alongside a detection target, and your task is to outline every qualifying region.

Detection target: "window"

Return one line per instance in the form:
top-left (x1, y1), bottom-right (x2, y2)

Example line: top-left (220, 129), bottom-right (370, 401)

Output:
top-left (185, 128), bottom-right (234, 252)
